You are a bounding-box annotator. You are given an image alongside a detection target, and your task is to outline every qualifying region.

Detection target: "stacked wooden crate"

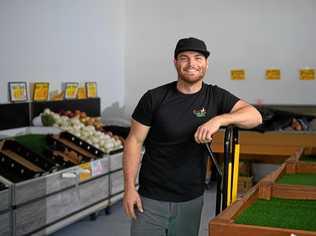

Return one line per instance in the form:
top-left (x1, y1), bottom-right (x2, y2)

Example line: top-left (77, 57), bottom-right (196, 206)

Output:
top-left (209, 148), bottom-right (316, 236)
top-left (0, 127), bottom-right (127, 236)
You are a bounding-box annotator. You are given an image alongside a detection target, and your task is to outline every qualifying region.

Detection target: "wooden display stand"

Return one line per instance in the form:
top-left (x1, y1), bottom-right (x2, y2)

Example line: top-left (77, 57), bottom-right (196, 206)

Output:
top-left (0, 128), bottom-right (127, 236)
top-left (209, 149), bottom-right (316, 236)
top-left (212, 130), bottom-right (316, 163)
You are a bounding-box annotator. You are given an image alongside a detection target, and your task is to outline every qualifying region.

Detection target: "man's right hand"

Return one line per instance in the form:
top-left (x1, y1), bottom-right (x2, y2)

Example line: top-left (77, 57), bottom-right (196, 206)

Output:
top-left (123, 188), bottom-right (144, 219)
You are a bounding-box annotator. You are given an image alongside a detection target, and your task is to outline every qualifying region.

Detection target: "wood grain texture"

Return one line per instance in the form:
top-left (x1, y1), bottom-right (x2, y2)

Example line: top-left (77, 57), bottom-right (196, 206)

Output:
top-left (79, 175), bottom-right (109, 208)
top-left (210, 220), bottom-right (316, 236)
top-left (14, 187), bottom-right (80, 236)
top-left (0, 212), bottom-right (10, 236)
top-left (109, 152), bottom-right (122, 171)
top-left (212, 131), bottom-right (316, 162)
top-left (13, 166), bottom-right (79, 206)
top-left (209, 154), bottom-right (316, 236)
top-left (272, 184), bottom-right (316, 200)
top-left (0, 188), bottom-right (10, 211)
top-left (110, 170), bottom-right (124, 195)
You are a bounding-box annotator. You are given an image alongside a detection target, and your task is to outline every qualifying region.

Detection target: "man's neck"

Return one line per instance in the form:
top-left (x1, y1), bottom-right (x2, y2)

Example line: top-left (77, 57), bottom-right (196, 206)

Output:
top-left (176, 79), bottom-right (203, 94)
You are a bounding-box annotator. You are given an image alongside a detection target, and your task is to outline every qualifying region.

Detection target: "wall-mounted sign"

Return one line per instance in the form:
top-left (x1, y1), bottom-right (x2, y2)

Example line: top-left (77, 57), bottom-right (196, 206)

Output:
top-left (8, 82), bottom-right (28, 102)
top-left (300, 68), bottom-right (315, 80)
top-left (33, 82), bottom-right (49, 101)
top-left (266, 69), bottom-right (281, 80)
top-left (86, 82), bottom-right (97, 98)
top-left (231, 69), bottom-right (245, 80)
top-left (64, 82), bottom-right (79, 99)
top-left (77, 87), bottom-right (87, 99)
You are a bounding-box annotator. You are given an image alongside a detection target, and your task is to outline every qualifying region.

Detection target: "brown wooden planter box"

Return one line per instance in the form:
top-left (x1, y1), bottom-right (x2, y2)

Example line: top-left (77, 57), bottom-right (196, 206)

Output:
top-left (209, 185), bottom-right (316, 236)
top-left (258, 162), bottom-right (316, 201)
top-left (209, 150), bottom-right (316, 236)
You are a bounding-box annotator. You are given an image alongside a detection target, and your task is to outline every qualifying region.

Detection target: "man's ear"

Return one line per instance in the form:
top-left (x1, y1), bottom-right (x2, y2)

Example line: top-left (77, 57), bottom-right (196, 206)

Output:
top-left (173, 58), bottom-right (177, 67)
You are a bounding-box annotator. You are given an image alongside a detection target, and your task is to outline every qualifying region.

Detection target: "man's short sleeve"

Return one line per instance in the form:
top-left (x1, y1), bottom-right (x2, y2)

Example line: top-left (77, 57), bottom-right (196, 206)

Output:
top-left (214, 86), bottom-right (240, 114)
top-left (132, 90), bottom-right (153, 126)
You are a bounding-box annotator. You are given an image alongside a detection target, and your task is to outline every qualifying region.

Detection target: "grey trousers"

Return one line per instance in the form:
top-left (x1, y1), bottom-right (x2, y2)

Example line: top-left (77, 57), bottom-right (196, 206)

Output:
top-left (131, 195), bottom-right (204, 236)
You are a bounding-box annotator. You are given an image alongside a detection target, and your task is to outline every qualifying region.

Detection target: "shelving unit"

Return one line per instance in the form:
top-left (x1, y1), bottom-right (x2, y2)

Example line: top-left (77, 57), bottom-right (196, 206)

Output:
top-left (0, 98), bottom-right (130, 235)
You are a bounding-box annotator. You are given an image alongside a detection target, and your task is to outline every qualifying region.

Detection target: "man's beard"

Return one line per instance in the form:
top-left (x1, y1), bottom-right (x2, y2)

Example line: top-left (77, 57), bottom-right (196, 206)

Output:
top-left (179, 75), bottom-right (204, 84)
top-left (178, 69), bottom-right (206, 84)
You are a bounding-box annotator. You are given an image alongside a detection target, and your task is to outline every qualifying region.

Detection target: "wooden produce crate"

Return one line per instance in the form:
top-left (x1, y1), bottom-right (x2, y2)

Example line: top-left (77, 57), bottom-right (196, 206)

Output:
top-left (212, 130), bottom-right (316, 164)
top-left (0, 178), bottom-right (11, 236)
top-left (108, 151), bottom-right (124, 206)
top-left (0, 128), bottom-right (127, 235)
top-left (209, 151), bottom-right (316, 236)
top-left (109, 170), bottom-right (124, 206)
top-left (238, 161), bottom-right (251, 177)
top-left (293, 147), bottom-right (316, 163)
top-left (0, 130), bottom-right (112, 236)
top-left (12, 156), bottom-right (110, 236)
top-left (47, 131), bottom-right (104, 165)
top-left (238, 161), bottom-right (253, 194)
top-left (238, 176), bottom-right (253, 194)
top-left (109, 152), bottom-right (123, 171)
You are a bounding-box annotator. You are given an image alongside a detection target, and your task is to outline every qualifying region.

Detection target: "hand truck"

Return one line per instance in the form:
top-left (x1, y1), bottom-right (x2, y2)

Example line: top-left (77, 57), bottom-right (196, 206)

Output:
top-left (205, 125), bottom-right (240, 215)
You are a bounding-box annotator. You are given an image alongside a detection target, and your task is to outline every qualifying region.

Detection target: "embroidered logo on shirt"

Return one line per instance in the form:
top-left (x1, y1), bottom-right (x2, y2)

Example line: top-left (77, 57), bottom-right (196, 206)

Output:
top-left (193, 107), bottom-right (207, 118)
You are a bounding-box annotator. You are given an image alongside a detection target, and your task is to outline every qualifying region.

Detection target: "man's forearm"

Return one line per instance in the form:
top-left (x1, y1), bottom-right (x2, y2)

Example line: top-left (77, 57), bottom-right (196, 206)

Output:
top-left (216, 104), bottom-right (262, 129)
top-left (123, 136), bottom-right (142, 191)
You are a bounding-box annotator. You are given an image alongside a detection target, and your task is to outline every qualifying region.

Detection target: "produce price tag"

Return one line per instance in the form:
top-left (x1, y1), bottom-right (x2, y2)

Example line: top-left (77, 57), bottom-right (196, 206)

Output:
top-left (86, 82), bottom-right (97, 98)
top-left (33, 82), bottom-right (49, 101)
top-left (79, 162), bottom-right (92, 181)
top-left (91, 159), bottom-right (104, 177)
top-left (13, 86), bottom-right (24, 99)
top-left (300, 68), bottom-right (315, 80)
top-left (64, 82), bottom-right (79, 99)
top-left (231, 69), bottom-right (245, 80)
top-left (8, 82), bottom-right (28, 102)
top-left (266, 69), bottom-right (281, 80)
top-left (77, 87), bottom-right (87, 99)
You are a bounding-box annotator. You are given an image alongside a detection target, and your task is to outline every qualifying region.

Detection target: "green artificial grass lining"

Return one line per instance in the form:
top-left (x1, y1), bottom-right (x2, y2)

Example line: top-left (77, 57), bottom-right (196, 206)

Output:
top-left (301, 155), bottom-right (316, 162)
top-left (276, 173), bottom-right (316, 186)
top-left (235, 198), bottom-right (316, 231)
top-left (14, 134), bottom-right (48, 156)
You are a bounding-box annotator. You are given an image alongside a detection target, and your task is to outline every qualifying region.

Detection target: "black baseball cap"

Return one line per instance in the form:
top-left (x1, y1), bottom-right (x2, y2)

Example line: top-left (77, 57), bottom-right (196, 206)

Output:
top-left (174, 37), bottom-right (210, 59)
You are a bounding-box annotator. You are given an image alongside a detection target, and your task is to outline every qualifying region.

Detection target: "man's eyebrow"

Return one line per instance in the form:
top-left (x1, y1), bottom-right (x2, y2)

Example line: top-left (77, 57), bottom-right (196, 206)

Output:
top-left (178, 55), bottom-right (189, 59)
top-left (194, 53), bottom-right (204, 57)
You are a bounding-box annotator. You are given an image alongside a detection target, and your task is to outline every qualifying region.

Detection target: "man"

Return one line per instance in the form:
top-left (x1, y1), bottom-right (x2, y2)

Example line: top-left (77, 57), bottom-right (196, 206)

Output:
top-left (123, 37), bottom-right (262, 236)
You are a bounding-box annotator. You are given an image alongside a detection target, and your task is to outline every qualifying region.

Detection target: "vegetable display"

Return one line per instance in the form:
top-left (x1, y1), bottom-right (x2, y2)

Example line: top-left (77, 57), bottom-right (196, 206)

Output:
top-left (41, 109), bottom-right (123, 154)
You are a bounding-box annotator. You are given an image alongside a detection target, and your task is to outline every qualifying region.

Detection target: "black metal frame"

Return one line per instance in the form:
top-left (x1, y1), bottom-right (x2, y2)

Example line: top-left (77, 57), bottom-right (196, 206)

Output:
top-left (0, 98), bottom-right (101, 131)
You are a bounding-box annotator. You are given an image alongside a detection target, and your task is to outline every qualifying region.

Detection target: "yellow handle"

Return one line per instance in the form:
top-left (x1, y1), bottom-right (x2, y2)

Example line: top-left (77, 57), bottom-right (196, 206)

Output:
top-left (232, 144), bottom-right (240, 203)
top-left (227, 162), bottom-right (232, 206)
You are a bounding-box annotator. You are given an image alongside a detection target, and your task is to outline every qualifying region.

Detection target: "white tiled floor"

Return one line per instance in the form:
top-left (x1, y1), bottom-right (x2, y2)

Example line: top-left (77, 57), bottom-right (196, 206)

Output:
top-left (52, 185), bottom-right (217, 236)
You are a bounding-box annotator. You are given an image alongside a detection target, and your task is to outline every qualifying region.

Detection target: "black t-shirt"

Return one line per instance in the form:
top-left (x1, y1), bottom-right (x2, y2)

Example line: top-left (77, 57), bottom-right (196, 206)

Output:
top-left (132, 81), bottom-right (239, 202)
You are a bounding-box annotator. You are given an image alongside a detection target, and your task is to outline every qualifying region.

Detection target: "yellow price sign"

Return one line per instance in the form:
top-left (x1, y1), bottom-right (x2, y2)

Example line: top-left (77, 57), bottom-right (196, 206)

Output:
top-left (79, 162), bottom-right (91, 181)
top-left (300, 68), bottom-right (315, 80)
top-left (77, 87), bottom-right (87, 99)
top-left (266, 69), bottom-right (281, 80)
top-left (86, 82), bottom-right (97, 98)
top-left (231, 69), bottom-right (245, 80)
top-left (33, 83), bottom-right (49, 101)
top-left (9, 82), bottom-right (28, 102)
top-left (13, 85), bottom-right (24, 98)
top-left (64, 83), bottom-right (79, 99)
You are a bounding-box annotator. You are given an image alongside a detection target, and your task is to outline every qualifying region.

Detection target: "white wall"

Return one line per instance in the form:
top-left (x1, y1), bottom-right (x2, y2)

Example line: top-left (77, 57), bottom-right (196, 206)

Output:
top-left (125, 0), bottom-right (316, 116)
top-left (0, 0), bottom-right (126, 120)
top-left (1, 1), bottom-right (315, 121)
